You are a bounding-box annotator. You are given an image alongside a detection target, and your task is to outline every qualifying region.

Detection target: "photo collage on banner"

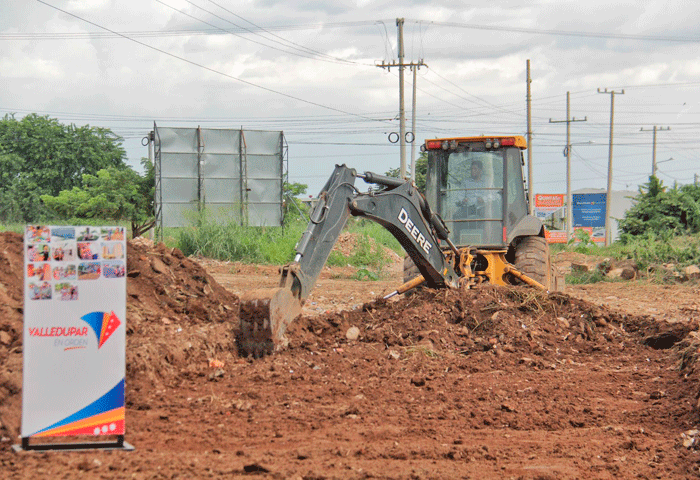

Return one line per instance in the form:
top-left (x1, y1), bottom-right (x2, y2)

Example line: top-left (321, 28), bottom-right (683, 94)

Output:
top-left (25, 226), bottom-right (126, 302)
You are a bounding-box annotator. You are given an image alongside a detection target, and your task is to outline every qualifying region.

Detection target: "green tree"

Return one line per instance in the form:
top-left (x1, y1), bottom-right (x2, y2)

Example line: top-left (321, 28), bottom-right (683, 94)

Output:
top-left (618, 175), bottom-right (700, 238)
top-left (385, 152), bottom-right (427, 192)
top-left (41, 158), bottom-right (155, 237)
top-left (283, 179), bottom-right (309, 221)
top-left (0, 113), bottom-right (127, 222)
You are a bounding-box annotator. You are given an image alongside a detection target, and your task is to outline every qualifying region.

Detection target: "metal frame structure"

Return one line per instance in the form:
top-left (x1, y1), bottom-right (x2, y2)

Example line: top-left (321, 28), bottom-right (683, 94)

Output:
top-left (153, 125), bottom-right (285, 239)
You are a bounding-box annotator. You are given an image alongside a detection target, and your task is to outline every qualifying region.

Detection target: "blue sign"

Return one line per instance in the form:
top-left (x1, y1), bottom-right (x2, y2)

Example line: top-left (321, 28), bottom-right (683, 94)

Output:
top-left (572, 193), bottom-right (606, 228)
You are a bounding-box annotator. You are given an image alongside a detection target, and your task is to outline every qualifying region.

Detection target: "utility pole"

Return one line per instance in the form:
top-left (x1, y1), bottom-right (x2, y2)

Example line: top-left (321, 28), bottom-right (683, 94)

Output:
top-left (377, 18), bottom-right (425, 179)
top-left (397, 18), bottom-right (406, 178)
top-left (640, 126), bottom-right (670, 177)
top-left (549, 91), bottom-right (587, 242)
top-left (526, 59), bottom-right (533, 214)
top-left (598, 88), bottom-right (624, 247)
top-left (410, 64), bottom-right (419, 182)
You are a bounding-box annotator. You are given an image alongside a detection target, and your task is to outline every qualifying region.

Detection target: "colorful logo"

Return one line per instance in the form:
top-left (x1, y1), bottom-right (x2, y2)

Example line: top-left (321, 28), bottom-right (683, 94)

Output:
top-left (81, 311), bottom-right (121, 349)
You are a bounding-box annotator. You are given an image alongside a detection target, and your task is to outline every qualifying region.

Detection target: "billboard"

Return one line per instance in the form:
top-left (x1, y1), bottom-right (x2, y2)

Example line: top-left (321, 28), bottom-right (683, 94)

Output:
top-left (534, 194), bottom-right (565, 222)
top-left (20, 225), bottom-right (129, 450)
top-left (572, 193), bottom-right (606, 228)
top-left (154, 126), bottom-right (285, 229)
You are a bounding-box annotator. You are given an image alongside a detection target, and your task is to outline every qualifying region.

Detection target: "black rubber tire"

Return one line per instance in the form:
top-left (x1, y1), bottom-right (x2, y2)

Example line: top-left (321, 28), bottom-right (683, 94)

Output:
top-left (514, 236), bottom-right (551, 290)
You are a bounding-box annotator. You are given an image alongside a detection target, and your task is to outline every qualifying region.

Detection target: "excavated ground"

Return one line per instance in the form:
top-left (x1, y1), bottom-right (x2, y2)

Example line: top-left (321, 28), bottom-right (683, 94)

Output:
top-left (2, 231), bottom-right (700, 479)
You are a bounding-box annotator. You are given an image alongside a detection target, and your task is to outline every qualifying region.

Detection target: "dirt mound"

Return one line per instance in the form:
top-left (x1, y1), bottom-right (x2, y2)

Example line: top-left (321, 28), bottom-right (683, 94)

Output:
top-left (124, 238), bottom-right (239, 390)
top-left (0, 232), bottom-right (242, 442)
top-left (3, 230), bottom-right (700, 478)
top-left (288, 284), bottom-right (698, 368)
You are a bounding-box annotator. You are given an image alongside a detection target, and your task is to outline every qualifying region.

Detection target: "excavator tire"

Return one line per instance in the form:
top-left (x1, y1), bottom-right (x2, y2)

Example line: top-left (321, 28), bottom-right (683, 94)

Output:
top-left (514, 236), bottom-right (552, 290)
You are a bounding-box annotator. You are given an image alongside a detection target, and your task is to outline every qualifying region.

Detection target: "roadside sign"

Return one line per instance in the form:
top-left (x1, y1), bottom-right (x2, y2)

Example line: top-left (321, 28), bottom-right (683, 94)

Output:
top-left (18, 225), bottom-right (132, 451)
top-left (572, 193), bottom-right (606, 228)
top-left (535, 194), bottom-right (565, 220)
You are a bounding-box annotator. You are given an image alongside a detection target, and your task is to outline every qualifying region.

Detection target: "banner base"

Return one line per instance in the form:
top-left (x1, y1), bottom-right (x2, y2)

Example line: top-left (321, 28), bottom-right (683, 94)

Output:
top-left (13, 435), bottom-right (134, 452)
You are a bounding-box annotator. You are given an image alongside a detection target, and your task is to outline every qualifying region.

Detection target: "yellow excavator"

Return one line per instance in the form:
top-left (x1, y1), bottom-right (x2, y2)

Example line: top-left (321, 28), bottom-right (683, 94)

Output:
top-left (239, 135), bottom-right (562, 357)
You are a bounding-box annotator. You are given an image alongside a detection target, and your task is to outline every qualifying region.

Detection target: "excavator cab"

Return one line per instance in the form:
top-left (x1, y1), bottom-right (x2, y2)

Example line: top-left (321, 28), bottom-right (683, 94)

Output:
top-left (423, 136), bottom-right (531, 248)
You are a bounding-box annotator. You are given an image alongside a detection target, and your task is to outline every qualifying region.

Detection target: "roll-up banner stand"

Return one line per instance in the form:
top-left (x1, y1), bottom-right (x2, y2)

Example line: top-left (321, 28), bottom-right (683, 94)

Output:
top-left (14, 225), bottom-right (133, 452)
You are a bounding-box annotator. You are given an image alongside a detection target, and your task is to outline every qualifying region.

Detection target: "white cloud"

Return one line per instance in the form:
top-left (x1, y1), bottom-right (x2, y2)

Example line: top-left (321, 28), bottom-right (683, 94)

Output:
top-left (2, 0), bottom-right (699, 192)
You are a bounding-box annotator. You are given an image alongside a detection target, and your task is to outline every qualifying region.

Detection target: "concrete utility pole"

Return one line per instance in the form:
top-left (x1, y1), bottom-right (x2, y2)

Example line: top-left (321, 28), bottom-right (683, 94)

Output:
top-left (410, 64), bottom-right (419, 182)
top-left (526, 59), bottom-right (533, 214)
top-left (640, 126), bottom-right (670, 177)
top-left (376, 18), bottom-right (425, 180)
top-left (549, 91), bottom-right (587, 242)
top-left (397, 18), bottom-right (406, 179)
top-left (598, 88), bottom-right (624, 247)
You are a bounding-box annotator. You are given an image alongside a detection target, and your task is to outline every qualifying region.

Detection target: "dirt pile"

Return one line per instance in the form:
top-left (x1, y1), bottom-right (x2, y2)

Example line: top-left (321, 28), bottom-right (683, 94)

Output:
top-left (0, 232), bottom-right (241, 442)
top-left (3, 231), bottom-right (700, 478)
top-left (288, 285), bottom-right (699, 382)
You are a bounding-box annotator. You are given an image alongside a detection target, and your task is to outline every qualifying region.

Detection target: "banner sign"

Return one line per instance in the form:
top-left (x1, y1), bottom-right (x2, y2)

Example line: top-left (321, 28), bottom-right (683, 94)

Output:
top-left (573, 193), bottom-right (606, 228)
top-left (544, 229), bottom-right (568, 244)
top-left (534, 194), bottom-right (565, 220)
top-left (22, 226), bottom-right (126, 440)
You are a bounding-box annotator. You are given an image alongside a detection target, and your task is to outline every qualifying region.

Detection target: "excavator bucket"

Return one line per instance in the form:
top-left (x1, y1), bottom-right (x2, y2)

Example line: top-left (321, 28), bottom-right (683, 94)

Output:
top-left (238, 287), bottom-right (302, 358)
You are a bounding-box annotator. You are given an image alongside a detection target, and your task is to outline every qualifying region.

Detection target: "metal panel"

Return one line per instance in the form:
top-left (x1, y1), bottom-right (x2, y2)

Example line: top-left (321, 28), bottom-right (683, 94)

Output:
top-left (158, 127), bottom-right (198, 153)
top-left (203, 129), bottom-right (241, 154)
top-left (161, 203), bottom-right (199, 228)
top-left (202, 154), bottom-right (240, 178)
top-left (161, 178), bottom-right (198, 203)
top-left (247, 202), bottom-right (283, 226)
top-left (247, 154), bottom-right (282, 178)
top-left (160, 153), bottom-right (199, 178)
top-left (247, 178), bottom-right (282, 203)
top-left (203, 178), bottom-right (241, 203)
top-left (242, 130), bottom-right (282, 155)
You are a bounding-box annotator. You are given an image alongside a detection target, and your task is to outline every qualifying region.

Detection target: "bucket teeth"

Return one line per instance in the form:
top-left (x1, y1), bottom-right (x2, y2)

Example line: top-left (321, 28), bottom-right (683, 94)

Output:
top-left (238, 288), bottom-right (301, 358)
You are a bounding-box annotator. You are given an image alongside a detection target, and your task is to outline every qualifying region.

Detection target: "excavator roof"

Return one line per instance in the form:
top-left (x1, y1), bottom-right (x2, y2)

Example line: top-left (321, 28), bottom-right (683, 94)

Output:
top-left (424, 135), bottom-right (527, 150)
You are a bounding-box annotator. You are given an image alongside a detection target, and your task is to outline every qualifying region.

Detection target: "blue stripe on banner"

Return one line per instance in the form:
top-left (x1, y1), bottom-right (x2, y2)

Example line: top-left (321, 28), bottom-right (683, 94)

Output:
top-left (31, 379), bottom-right (125, 436)
top-left (81, 311), bottom-right (105, 344)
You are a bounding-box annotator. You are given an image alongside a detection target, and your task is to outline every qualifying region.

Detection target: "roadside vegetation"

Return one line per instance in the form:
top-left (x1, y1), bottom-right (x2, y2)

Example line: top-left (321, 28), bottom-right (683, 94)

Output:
top-left (176, 214), bottom-right (402, 280)
top-left (558, 176), bottom-right (700, 284)
top-left (3, 114), bottom-right (699, 284)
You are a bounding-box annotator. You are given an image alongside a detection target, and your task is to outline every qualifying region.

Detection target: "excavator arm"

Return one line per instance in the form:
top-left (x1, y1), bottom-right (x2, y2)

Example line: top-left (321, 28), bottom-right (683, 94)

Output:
top-left (238, 164), bottom-right (460, 357)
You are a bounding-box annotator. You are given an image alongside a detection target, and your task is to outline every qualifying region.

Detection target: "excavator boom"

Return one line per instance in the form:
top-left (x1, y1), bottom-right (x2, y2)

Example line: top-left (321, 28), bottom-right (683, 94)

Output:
top-left (237, 163), bottom-right (556, 357)
top-left (238, 164), bottom-right (460, 357)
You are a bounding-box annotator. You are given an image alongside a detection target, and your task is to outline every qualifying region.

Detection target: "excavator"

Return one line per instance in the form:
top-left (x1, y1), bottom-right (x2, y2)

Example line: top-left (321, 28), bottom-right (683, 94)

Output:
top-left (239, 135), bottom-right (561, 357)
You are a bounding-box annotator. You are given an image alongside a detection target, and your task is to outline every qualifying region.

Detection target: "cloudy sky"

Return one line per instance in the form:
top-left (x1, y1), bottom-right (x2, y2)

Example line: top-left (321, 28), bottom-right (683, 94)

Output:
top-left (2, 0), bottom-right (699, 197)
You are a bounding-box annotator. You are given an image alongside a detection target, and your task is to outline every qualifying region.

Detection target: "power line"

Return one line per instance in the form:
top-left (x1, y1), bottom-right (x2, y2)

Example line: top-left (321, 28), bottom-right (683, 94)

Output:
top-left (36, 1), bottom-right (392, 124)
top-left (414, 19), bottom-right (700, 43)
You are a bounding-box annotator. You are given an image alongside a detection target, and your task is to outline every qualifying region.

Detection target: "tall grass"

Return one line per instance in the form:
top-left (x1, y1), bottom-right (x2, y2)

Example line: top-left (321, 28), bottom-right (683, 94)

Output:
top-left (177, 217), bottom-right (306, 264)
top-left (612, 232), bottom-right (700, 270)
top-left (175, 215), bottom-right (404, 273)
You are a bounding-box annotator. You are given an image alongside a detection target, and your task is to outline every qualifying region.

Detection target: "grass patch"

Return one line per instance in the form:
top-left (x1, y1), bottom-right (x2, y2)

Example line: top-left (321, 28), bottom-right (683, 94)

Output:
top-left (565, 269), bottom-right (607, 285)
top-left (556, 230), bottom-right (700, 274)
top-left (176, 216), bottom-right (305, 264)
top-left (173, 213), bottom-right (401, 271)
